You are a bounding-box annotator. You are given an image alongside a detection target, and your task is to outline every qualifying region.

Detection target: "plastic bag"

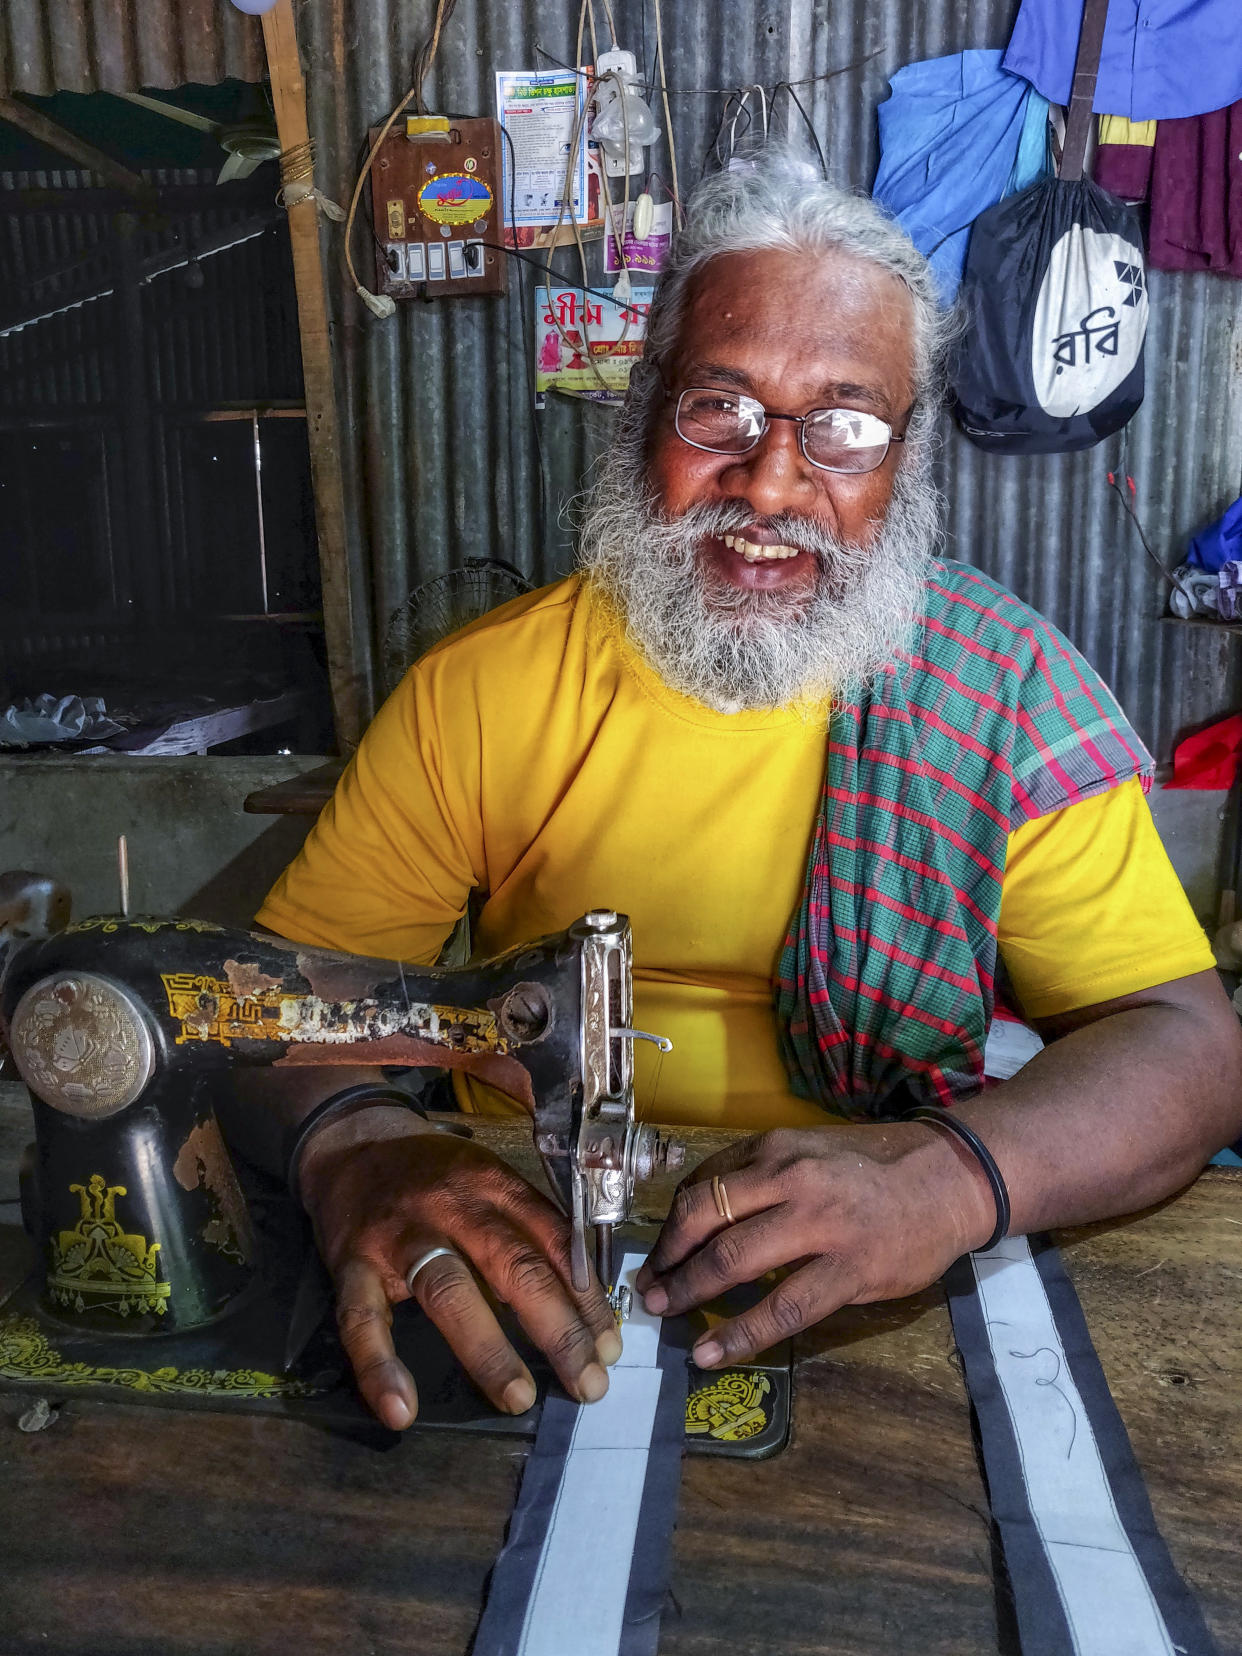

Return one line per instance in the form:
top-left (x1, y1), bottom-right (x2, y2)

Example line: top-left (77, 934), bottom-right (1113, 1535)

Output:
top-left (952, 175), bottom-right (1148, 453)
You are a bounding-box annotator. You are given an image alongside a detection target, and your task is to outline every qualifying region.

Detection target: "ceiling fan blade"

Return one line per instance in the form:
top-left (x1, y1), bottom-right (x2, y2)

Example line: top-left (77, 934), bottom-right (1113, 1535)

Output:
top-left (215, 150), bottom-right (260, 184)
top-left (119, 91), bottom-right (220, 137)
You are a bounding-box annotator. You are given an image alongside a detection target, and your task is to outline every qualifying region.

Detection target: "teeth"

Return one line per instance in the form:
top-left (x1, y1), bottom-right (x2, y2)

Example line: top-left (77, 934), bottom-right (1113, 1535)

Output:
top-left (722, 533), bottom-right (800, 562)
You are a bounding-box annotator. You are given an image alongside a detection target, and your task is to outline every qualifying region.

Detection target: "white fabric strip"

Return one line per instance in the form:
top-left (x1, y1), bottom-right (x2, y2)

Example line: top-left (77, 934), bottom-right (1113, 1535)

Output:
top-left (516, 1248), bottom-right (665, 1656)
top-left (970, 1237), bottom-right (1175, 1656)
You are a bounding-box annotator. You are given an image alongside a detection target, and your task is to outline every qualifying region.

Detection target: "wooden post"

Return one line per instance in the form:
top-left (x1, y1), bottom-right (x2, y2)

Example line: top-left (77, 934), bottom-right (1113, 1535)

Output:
top-left (261, 0), bottom-right (371, 750)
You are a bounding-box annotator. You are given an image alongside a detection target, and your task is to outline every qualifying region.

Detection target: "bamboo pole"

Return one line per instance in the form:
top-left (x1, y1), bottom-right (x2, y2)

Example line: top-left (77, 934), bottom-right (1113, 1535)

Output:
top-left (262, 0), bottom-right (370, 749)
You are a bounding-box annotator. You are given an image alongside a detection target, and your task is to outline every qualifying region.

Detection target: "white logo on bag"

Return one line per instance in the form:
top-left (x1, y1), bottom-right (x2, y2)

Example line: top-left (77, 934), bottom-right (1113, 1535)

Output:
top-left (1031, 227), bottom-right (1148, 418)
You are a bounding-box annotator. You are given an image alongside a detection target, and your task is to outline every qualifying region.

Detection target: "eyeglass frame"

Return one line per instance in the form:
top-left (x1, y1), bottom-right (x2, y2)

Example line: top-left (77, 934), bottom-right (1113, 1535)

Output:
top-left (664, 384), bottom-right (910, 476)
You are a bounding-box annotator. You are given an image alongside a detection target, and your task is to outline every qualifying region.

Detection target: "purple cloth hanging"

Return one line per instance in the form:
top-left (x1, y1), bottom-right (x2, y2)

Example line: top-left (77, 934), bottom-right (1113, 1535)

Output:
top-left (1148, 100), bottom-right (1242, 275)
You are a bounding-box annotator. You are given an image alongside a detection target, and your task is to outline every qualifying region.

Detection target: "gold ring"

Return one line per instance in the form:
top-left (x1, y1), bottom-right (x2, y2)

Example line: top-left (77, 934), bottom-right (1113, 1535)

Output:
top-left (711, 1175), bottom-right (735, 1225)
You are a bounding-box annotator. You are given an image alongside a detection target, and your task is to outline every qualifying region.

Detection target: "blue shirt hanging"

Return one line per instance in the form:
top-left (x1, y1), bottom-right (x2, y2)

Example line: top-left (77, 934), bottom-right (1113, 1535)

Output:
top-left (1004, 0), bottom-right (1242, 122)
top-left (873, 51), bottom-right (1050, 303)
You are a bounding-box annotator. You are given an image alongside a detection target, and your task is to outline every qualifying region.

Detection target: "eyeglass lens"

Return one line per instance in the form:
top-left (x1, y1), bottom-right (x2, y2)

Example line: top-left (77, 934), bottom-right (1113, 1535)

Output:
top-left (675, 389), bottom-right (892, 474)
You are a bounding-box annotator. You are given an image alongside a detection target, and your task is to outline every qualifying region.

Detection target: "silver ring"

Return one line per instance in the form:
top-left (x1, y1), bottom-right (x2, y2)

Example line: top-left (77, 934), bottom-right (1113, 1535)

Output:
top-left (405, 1245), bottom-right (461, 1293)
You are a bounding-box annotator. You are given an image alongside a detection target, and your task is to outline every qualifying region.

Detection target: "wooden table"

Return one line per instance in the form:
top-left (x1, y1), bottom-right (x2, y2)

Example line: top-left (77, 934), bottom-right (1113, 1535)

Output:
top-left (1, 1107), bottom-right (1239, 1656)
top-left (243, 757), bottom-right (343, 815)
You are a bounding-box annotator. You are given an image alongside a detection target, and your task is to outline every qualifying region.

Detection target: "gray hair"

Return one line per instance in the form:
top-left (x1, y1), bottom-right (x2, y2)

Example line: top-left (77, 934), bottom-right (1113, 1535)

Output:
top-left (631, 146), bottom-right (954, 446)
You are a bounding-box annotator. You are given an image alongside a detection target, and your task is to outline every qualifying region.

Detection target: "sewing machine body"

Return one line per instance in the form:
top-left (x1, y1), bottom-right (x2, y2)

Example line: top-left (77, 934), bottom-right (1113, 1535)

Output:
top-left (0, 906), bottom-right (788, 1456)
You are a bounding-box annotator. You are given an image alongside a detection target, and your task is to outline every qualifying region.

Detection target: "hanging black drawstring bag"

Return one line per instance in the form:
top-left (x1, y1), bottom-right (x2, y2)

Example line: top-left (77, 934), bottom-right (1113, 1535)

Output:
top-left (951, 0), bottom-right (1149, 454)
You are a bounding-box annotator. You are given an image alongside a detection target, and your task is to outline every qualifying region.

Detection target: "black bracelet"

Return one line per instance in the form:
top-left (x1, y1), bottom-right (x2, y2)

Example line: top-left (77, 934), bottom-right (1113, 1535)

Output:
top-left (285, 1084), bottom-right (429, 1204)
top-left (904, 1104), bottom-right (1011, 1252)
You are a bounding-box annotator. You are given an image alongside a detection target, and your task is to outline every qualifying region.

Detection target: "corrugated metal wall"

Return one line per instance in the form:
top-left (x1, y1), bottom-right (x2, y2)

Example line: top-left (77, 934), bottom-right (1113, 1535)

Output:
top-left (0, 0), bottom-right (265, 96)
top-left (295, 0), bottom-right (1242, 759)
top-left (0, 165), bottom-right (307, 654)
top-left (0, 169), bottom-right (303, 413)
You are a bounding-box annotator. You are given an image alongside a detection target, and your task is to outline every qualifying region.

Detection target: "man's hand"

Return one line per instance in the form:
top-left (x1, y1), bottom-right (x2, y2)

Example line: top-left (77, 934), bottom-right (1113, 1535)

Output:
top-left (300, 1119), bottom-right (621, 1430)
top-left (635, 1123), bottom-right (995, 1369)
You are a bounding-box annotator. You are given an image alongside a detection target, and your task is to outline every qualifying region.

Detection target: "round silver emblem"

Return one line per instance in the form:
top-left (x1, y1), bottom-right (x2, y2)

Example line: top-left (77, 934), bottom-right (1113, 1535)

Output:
top-left (8, 973), bottom-right (155, 1118)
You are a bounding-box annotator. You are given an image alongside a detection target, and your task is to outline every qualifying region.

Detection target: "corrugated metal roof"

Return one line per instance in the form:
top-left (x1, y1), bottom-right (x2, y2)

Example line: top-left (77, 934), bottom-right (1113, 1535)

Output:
top-left (0, 167), bottom-right (302, 409)
top-left (0, 0), bottom-right (265, 97)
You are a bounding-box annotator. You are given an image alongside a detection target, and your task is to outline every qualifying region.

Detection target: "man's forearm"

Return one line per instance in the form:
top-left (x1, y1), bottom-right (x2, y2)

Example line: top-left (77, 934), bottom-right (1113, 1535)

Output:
top-left (955, 972), bottom-right (1242, 1237)
top-left (217, 1066), bottom-right (384, 1179)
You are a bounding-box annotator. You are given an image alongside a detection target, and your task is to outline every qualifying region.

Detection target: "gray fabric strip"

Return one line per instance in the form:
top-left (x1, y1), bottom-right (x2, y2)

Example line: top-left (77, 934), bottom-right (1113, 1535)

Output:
top-left (947, 1234), bottom-right (1218, 1656)
top-left (473, 1247), bottom-right (687, 1656)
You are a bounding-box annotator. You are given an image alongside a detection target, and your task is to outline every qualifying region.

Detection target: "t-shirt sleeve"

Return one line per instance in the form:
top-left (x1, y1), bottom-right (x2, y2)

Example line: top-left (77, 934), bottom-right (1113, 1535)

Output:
top-left (998, 775), bottom-right (1213, 1020)
top-left (256, 662), bottom-right (484, 964)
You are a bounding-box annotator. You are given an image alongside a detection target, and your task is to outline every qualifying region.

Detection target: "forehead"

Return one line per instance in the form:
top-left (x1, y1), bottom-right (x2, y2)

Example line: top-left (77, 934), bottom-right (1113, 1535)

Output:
top-left (668, 247), bottom-right (918, 416)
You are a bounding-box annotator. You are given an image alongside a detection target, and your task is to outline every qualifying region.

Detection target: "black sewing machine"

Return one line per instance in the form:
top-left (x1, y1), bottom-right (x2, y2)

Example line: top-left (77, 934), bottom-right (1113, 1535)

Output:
top-left (0, 883), bottom-right (789, 1456)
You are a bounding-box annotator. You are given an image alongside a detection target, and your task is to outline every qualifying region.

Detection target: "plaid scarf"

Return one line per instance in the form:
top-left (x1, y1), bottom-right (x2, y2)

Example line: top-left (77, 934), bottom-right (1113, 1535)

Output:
top-left (775, 560), bottom-right (1152, 1118)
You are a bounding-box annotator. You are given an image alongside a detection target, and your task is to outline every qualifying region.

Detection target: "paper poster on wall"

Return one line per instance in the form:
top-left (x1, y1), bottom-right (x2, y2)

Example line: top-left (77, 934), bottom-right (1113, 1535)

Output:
top-left (535, 285), bottom-right (653, 404)
top-left (603, 198), bottom-right (673, 274)
top-left (495, 70), bottom-right (589, 227)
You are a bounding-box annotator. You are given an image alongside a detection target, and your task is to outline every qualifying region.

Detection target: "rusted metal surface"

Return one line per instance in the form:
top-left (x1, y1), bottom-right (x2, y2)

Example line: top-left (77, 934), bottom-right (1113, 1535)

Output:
top-left (287, 0), bottom-right (1241, 761)
top-left (0, 0), bottom-right (265, 97)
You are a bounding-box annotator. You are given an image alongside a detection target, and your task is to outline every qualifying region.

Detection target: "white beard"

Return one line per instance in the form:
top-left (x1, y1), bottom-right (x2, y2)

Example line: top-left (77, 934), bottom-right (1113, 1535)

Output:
top-left (575, 445), bottom-right (942, 714)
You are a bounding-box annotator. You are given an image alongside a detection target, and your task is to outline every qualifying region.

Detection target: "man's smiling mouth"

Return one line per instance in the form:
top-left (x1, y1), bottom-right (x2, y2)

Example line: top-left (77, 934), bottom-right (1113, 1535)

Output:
top-left (720, 532), bottom-right (802, 563)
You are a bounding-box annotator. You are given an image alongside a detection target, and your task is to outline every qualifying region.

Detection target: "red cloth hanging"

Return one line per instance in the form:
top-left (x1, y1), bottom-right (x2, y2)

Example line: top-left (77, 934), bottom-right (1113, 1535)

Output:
top-left (1165, 713), bottom-right (1242, 789)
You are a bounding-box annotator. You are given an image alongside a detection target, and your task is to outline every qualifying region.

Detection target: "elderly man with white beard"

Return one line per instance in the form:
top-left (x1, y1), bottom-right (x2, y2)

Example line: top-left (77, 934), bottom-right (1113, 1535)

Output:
top-left (249, 149), bottom-right (1242, 1432)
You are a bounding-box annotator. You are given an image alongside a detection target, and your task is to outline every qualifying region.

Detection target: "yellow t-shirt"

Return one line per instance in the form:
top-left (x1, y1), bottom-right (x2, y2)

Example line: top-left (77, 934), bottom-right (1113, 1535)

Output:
top-left (258, 576), bottom-right (1211, 1129)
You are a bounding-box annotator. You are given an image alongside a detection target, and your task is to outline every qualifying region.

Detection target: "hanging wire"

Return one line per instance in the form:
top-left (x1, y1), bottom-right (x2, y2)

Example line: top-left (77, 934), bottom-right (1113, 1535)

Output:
top-left (651, 0), bottom-right (681, 221)
top-left (532, 43), bottom-right (885, 97)
top-left (412, 0), bottom-right (460, 115)
top-left (773, 80), bottom-right (828, 178)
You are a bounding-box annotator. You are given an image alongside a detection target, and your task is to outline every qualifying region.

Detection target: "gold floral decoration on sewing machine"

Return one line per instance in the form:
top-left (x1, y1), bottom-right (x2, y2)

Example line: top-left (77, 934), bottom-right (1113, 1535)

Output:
top-left (684, 1369), bottom-right (772, 1443)
top-left (0, 1314), bottom-right (324, 1399)
top-left (47, 1175), bottom-right (171, 1318)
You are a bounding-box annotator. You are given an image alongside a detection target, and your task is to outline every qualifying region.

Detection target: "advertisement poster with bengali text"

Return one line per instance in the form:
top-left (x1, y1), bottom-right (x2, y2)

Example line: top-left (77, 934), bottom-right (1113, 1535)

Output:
top-left (535, 285), bottom-right (653, 404)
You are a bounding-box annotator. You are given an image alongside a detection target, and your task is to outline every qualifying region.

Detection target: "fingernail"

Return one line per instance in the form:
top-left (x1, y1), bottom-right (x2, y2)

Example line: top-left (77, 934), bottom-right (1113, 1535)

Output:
top-left (692, 1338), bottom-right (723, 1369)
top-left (576, 1362), bottom-right (609, 1403)
top-left (380, 1392), bottom-right (413, 1430)
top-left (502, 1377), bottom-right (537, 1415)
top-left (643, 1285), bottom-right (668, 1315)
top-left (596, 1327), bottom-right (623, 1367)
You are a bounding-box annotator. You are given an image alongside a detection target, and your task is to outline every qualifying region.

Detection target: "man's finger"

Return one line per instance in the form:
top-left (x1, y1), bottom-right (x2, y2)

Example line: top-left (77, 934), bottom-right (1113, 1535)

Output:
top-left (643, 1210), bottom-right (791, 1317)
top-left (513, 1202), bottom-right (623, 1366)
top-left (406, 1246), bottom-right (538, 1417)
top-left (482, 1236), bottom-right (611, 1403)
top-left (688, 1262), bottom-right (844, 1368)
top-left (637, 1159), bottom-right (773, 1292)
top-left (334, 1256), bottom-right (420, 1431)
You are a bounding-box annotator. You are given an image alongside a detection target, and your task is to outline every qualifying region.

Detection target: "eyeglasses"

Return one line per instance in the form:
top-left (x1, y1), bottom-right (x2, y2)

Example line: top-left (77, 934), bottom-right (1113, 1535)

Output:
top-left (669, 386), bottom-right (906, 475)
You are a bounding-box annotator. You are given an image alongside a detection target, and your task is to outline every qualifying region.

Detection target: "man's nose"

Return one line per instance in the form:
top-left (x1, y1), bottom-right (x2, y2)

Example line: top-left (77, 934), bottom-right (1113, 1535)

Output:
top-left (717, 419), bottom-right (818, 518)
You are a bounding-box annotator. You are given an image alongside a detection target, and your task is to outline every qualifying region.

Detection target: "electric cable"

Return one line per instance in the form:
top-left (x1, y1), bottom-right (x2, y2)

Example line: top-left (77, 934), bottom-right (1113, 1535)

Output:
top-left (498, 119), bottom-right (550, 547)
top-left (651, 0), bottom-right (680, 220)
top-left (773, 80), bottom-right (828, 178)
top-left (532, 43), bottom-right (885, 97)
top-left (340, 0), bottom-right (455, 319)
top-left (413, 0), bottom-right (459, 115)
top-left (538, 1), bottom-right (633, 387)
top-left (474, 239), bottom-right (635, 305)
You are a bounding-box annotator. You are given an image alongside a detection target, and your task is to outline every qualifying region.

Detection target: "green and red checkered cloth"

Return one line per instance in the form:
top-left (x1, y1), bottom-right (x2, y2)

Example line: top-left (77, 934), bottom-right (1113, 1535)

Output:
top-left (775, 560), bottom-right (1152, 1118)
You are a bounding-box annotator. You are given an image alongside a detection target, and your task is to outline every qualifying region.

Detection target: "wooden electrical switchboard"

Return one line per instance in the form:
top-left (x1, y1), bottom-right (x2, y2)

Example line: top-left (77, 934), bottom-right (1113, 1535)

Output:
top-left (368, 115), bottom-right (507, 299)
